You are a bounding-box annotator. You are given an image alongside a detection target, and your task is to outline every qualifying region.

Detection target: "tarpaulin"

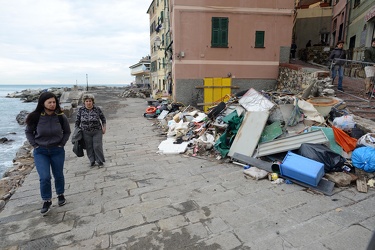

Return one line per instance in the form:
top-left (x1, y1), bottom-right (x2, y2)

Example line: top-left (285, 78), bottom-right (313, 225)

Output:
top-left (332, 126), bottom-right (357, 153)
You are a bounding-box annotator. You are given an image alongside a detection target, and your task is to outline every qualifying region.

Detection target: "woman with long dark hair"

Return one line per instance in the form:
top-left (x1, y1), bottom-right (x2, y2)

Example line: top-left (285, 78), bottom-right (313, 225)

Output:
top-left (25, 92), bottom-right (71, 215)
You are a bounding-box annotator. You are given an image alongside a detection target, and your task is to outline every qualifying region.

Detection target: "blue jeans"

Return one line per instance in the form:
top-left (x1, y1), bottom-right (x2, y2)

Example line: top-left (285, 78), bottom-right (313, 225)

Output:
top-left (33, 146), bottom-right (65, 201)
top-left (331, 65), bottom-right (344, 89)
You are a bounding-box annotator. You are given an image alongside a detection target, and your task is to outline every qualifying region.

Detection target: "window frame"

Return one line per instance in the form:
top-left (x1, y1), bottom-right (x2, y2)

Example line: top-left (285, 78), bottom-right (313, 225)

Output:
top-left (354, 0), bottom-right (360, 8)
top-left (211, 17), bottom-right (229, 48)
top-left (255, 31), bottom-right (265, 48)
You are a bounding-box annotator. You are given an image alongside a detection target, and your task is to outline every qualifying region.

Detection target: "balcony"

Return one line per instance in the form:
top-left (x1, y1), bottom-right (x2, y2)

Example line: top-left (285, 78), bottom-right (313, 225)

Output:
top-left (130, 64), bottom-right (150, 76)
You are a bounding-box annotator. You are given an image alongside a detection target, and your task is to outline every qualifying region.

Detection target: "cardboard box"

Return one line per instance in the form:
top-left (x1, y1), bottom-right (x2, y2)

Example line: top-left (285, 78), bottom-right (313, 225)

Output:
top-left (280, 151), bottom-right (325, 187)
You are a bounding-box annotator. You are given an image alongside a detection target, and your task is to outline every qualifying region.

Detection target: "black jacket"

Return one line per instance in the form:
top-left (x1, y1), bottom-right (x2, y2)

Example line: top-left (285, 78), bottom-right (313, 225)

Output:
top-left (71, 127), bottom-right (85, 157)
top-left (329, 48), bottom-right (346, 66)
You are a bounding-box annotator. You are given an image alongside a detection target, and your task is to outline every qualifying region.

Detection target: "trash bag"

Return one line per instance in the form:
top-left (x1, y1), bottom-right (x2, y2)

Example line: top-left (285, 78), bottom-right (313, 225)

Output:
top-left (350, 127), bottom-right (365, 139)
top-left (332, 126), bottom-right (357, 153)
top-left (352, 146), bottom-right (375, 173)
top-left (207, 102), bottom-right (226, 119)
top-left (297, 143), bottom-right (345, 172)
top-left (357, 133), bottom-right (375, 148)
top-left (333, 115), bottom-right (356, 131)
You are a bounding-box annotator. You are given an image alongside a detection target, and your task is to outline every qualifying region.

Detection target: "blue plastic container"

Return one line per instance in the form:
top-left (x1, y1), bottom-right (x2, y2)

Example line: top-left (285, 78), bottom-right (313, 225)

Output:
top-left (280, 151), bottom-right (325, 187)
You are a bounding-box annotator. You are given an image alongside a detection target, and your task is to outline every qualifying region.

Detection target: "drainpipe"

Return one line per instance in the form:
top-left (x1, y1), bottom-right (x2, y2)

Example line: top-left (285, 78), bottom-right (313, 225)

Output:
top-left (345, 0), bottom-right (353, 59)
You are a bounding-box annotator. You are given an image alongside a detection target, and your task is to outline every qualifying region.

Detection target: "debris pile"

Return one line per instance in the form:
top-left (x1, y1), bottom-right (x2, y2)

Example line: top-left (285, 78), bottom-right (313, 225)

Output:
top-left (145, 87), bottom-right (375, 195)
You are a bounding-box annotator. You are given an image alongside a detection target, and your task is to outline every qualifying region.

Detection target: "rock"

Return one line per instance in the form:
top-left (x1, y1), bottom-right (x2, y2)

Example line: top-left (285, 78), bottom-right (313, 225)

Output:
top-left (16, 110), bottom-right (30, 125)
top-left (0, 137), bottom-right (9, 144)
top-left (325, 172), bottom-right (354, 187)
top-left (0, 200), bottom-right (5, 210)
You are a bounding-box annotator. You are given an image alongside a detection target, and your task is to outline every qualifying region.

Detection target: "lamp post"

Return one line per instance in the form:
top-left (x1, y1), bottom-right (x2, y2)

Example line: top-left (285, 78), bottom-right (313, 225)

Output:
top-left (86, 74), bottom-right (88, 91)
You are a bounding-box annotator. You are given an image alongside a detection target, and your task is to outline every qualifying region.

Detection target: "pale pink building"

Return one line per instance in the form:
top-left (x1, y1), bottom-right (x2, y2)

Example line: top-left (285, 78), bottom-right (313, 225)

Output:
top-left (168, 0), bottom-right (295, 106)
top-left (331, 0), bottom-right (347, 47)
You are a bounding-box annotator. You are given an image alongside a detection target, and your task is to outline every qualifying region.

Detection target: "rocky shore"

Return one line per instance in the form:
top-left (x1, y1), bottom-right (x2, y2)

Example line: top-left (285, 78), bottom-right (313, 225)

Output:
top-left (0, 85), bottom-right (151, 211)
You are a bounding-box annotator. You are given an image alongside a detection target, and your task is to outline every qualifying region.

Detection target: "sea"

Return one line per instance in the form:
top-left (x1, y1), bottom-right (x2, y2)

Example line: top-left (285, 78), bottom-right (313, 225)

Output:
top-left (0, 84), bottom-right (126, 178)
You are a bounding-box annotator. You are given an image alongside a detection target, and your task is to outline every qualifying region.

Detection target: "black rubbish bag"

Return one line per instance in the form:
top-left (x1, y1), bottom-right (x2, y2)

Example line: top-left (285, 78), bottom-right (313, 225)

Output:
top-left (297, 143), bottom-right (346, 172)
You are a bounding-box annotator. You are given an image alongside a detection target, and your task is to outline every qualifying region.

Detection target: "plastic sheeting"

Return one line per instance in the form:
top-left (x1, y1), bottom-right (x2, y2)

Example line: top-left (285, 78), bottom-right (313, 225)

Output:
top-left (297, 143), bottom-right (346, 172)
top-left (352, 146), bottom-right (375, 173)
top-left (332, 126), bottom-right (357, 153)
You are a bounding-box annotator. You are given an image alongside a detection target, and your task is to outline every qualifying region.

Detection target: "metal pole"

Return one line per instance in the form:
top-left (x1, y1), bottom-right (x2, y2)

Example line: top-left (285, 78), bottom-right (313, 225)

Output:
top-left (86, 74), bottom-right (88, 91)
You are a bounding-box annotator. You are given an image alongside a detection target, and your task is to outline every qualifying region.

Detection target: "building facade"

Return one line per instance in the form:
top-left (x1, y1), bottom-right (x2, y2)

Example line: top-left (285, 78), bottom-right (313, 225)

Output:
top-left (129, 56), bottom-right (151, 87)
top-left (168, 0), bottom-right (294, 106)
top-left (147, 0), bottom-right (172, 99)
top-left (346, 0), bottom-right (375, 60)
top-left (331, 0), bottom-right (348, 47)
top-left (294, 1), bottom-right (332, 50)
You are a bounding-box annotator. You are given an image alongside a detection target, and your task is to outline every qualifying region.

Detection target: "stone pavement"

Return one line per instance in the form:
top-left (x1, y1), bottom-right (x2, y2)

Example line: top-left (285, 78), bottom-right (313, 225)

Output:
top-left (1, 97), bottom-right (375, 250)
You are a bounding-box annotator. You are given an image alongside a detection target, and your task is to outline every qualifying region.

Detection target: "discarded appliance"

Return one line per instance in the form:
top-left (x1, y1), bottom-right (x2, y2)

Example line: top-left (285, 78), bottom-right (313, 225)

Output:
top-left (280, 151), bottom-right (325, 187)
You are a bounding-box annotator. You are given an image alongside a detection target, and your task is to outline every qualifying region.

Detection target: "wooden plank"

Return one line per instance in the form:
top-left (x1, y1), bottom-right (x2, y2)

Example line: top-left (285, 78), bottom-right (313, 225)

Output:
top-left (197, 102), bottom-right (221, 106)
top-left (231, 152), bottom-right (335, 196)
top-left (356, 169), bottom-right (368, 193)
top-left (357, 178), bottom-right (368, 193)
top-left (195, 86), bottom-right (239, 89)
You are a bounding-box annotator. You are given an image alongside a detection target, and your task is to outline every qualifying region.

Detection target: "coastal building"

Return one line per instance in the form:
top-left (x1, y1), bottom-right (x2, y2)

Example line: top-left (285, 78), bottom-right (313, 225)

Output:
top-left (346, 1), bottom-right (375, 60)
top-left (129, 56), bottom-right (151, 87)
top-left (167, 0), bottom-right (295, 108)
top-left (147, 0), bottom-right (172, 99)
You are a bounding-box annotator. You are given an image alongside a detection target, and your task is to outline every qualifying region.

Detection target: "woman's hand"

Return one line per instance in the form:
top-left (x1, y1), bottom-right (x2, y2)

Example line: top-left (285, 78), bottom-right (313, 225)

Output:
top-left (102, 126), bottom-right (106, 134)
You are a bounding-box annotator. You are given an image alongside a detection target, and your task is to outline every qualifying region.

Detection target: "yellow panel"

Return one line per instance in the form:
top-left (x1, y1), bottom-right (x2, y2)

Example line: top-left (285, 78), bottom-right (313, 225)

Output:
top-left (203, 77), bottom-right (232, 112)
top-left (213, 78), bottom-right (222, 107)
top-left (221, 78), bottom-right (231, 101)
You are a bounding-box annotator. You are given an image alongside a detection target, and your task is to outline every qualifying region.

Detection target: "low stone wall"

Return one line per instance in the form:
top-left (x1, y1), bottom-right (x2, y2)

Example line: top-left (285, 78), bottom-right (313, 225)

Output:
top-left (276, 63), bottom-right (330, 94)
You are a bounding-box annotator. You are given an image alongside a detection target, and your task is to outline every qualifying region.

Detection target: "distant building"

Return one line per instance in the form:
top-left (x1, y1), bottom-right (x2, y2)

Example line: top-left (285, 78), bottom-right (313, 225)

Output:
top-left (147, 0), bottom-right (172, 99)
top-left (346, 1), bottom-right (375, 60)
top-left (129, 56), bottom-right (151, 87)
top-left (331, 0), bottom-right (347, 47)
top-left (294, 1), bottom-right (332, 51)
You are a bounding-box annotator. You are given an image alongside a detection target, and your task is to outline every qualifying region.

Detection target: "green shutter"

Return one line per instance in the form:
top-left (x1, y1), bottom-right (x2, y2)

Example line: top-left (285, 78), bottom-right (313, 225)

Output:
top-left (211, 17), bottom-right (228, 48)
top-left (220, 18), bottom-right (228, 47)
top-left (212, 18), bottom-right (220, 46)
top-left (255, 31), bottom-right (265, 48)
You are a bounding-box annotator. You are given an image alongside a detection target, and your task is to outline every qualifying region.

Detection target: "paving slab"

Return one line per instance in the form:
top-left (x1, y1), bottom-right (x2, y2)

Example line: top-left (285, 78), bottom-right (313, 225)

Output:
top-left (0, 92), bottom-right (375, 249)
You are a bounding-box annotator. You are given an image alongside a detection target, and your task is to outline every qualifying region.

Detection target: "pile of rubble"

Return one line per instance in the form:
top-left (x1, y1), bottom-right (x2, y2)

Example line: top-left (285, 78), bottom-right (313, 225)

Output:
top-left (143, 87), bottom-right (375, 196)
top-left (119, 88), bottom-right (151, 99)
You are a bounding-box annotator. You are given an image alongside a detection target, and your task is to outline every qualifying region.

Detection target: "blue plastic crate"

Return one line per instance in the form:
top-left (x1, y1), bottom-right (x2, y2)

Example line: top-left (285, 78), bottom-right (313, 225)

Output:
top-left (280, 151), bottom-right (325, 187)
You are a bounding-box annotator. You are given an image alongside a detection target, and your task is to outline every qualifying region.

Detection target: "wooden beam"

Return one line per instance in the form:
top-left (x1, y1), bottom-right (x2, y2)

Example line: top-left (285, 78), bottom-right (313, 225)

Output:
top-left (195, 86), bottom-right (239, 89)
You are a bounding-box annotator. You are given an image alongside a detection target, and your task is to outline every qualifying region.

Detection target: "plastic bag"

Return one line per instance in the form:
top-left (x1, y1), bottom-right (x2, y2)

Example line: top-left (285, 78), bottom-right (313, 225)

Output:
top-left (243, 167), bottom-right (268, 180)
top-left (332, 126), bottom-right (357, 153)
top-left (333, 115), bottom-right (356, 131)
top-left (352, 146), bottom-right (375, 173)
top-left (357, 133), bottom-right (375, 148)
top-left (297, 143), bottom-right (345, 172)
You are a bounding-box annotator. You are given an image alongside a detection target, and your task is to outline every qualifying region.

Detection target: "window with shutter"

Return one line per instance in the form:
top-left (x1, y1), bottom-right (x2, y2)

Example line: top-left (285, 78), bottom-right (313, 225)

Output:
top-left (255, 31), bottom-right (265, 48)
top-left (211, 17), bottom-right (229, 48)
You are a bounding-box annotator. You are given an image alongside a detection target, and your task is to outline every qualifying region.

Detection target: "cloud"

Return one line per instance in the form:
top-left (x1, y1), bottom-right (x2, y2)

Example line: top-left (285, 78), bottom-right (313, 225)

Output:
top-left (0, 0), bottom-right (151, 85)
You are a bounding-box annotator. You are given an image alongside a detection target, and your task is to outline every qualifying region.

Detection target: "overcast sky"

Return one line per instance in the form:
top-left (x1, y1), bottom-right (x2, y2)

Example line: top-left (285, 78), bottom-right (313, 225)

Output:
top-left (0, 0), bottom-right (151, 85)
